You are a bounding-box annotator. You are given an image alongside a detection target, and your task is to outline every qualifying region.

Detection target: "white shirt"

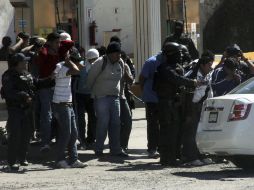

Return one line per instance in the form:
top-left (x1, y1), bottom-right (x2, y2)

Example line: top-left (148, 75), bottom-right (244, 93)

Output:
top-left (192, 70), bottom-right (213, 103)
top-left (53, 62), bottom-right (72, 103)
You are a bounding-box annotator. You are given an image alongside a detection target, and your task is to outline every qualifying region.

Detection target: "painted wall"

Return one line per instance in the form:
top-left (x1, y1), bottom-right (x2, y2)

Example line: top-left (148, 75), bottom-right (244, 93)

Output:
top-left (0, 1), bottom-right (15, 46)
top-left (81, 0), bottom-right (134, 54)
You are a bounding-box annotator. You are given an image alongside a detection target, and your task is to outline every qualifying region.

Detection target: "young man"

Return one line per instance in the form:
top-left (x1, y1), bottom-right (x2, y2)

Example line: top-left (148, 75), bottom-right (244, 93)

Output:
top-left (75, 49), bottom-right (98, 149)
top-left (52, 48), bottom-right (87, 168)
top-left (37, 32), bottom-right (73, 152)
top-left (37, 32), bottom-right (61, 152)
top-left (213, 44), bottom-right (254, 82)
top-left (87, 42), bottom-right (128, 157)
top-left (182, 53), bottom-right (214, 166)
top-left (139, 52), bottom-right (163, 158)
top-left (2, 53), bottom-right (53, 171)
top-left (212, 58), bottom-right (241, 97)
top-left (109, 36), bottom-right (135, 152)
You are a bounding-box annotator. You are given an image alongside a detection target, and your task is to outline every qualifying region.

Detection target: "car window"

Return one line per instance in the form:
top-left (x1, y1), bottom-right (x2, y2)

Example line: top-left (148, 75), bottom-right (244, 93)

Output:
top-left (229, 77), bottom-right (254, 94)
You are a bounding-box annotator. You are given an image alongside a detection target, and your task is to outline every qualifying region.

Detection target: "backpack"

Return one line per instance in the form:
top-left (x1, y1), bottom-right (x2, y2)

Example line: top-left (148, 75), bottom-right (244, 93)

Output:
top-left (100, 55), bottom-right (124, 76)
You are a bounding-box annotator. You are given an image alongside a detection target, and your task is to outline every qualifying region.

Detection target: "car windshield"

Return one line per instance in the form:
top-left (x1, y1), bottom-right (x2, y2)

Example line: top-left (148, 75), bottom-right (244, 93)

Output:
top-left (229, 77), bottom-right (254, 94)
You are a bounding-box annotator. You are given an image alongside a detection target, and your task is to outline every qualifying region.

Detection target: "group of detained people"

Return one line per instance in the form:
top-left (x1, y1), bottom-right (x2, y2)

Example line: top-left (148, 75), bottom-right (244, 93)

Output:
top-left (0, 31), bottom-right (135, 171)
top-left (140, 39), bottom-right (254, 167)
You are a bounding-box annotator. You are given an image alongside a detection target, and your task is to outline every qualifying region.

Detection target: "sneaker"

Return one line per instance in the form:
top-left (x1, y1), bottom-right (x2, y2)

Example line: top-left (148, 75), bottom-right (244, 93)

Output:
top-left (77, 143), bottom-right (87, 150)
top-left (184, 159), bottom-right (204, 167)
top-left (122, 148), bottom-right (129, 154)
top-left (112, 151), bottom-right (129, 157)
top-left (56, 160), bottom-right (70, 169)
top-left (19, 160), bottom-right (29, 166)
top-left (70, 160), bottom-right (88, 168)
top-left (160, 158), bottom-right (181, 167)
top-left (4, 164), bottom-right (20, 172)
top-left (202, 158), bottom-right (214, 165)
top-left (40, 144), bottom-right (50, 153)
top-left (148, 151), bottom-right (160, 159)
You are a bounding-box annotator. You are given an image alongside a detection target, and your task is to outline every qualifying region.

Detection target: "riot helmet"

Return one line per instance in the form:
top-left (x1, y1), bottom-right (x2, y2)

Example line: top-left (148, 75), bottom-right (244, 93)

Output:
top-left (162, 42), bottom-right (182, 64)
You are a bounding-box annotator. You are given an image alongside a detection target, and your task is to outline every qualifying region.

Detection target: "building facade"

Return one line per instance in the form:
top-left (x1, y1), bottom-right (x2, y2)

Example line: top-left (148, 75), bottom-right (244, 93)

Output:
top-left (3, 0), bottom-right (202, 79)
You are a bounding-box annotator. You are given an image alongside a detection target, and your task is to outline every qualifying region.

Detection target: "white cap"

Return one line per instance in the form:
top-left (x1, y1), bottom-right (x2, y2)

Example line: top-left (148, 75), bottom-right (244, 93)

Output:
top-left (86, 49), bottom-right (99, 60)
top-left (60, 32), bottom-right (71, 41)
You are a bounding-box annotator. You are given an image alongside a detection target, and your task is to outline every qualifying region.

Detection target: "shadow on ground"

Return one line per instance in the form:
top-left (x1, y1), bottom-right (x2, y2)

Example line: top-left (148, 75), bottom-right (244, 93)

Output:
top-left (132, 118), bottom-right (146, 122)
top-left (172, 167), bottom-right (254, 181)
top-left (107, 162), bottom-right (163, 172)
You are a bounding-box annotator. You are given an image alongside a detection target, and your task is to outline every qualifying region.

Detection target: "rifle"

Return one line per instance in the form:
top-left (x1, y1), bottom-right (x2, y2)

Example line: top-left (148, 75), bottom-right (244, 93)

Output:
top-left (127, 90), bottom-right (144, 104)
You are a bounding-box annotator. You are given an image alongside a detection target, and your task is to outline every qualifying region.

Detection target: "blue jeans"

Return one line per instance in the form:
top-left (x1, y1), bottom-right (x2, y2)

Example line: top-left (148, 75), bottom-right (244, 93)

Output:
top-left (120, 99), bottom-right (132, 149)
top-left (94, 96), bottom-right (121, 154)
top-left (76, 93), bottom-right (96, 144)
top-left (52, 103), bottom-right (78, 163)
top-left (39, 88), bottom-right (53, 146)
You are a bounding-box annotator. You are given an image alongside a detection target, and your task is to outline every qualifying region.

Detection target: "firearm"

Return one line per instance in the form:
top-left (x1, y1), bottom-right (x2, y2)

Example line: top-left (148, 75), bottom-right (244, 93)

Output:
top-left (127, 90), bottom-right (144, 104)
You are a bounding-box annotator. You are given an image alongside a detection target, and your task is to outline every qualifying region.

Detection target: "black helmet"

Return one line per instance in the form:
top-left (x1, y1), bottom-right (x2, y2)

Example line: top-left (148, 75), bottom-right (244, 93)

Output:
top-left (162, 42), bottom-right (182, 64)
top-left (180, 44), bottom-right (191, 64)
top-left (162, 42), bottom-right (181, 56)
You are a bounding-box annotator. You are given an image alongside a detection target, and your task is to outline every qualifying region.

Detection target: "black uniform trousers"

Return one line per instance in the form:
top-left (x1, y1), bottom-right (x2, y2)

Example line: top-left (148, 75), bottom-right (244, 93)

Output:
top-left (145, 103), bottom-right (160, 152)
top-left (158, 98), bottom-right (180, 165)
top-left (7, 107), bottom-right (32, 166)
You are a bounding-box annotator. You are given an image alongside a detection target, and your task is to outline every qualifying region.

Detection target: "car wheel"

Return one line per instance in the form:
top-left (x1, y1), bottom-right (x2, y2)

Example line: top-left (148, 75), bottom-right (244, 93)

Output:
top-left (231, 156), bottom-right (254, 170)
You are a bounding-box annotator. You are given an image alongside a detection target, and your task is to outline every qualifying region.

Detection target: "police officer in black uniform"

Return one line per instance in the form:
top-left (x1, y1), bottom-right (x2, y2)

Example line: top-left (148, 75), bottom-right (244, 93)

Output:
top-left (163, 21), bottom-right (199, 60)
top-left (153, 42), bottom-right (199, 166)
top-left (2, 53), bottom-right (53, 171)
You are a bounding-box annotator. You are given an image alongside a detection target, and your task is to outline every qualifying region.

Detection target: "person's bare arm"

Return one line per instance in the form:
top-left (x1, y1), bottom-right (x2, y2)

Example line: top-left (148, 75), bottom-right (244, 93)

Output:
top-left (241, 54), bottom-right (254, 74)
top-left (21, 45), bottom-right (34, 53)
top-left (66, 58), bottom-right (80, 76)
top-left (10, 37), bottom-right (24, 53)
top-left (76, 61), bottom-right (85, 70)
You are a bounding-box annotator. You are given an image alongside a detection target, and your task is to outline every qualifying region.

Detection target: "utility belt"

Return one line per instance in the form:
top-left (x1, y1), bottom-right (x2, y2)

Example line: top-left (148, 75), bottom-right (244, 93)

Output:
top-left (53, 102), bottom-right (73, 107)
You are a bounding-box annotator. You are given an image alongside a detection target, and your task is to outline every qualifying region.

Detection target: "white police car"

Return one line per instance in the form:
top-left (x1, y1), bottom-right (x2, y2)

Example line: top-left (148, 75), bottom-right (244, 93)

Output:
top-left (197, 77), bottom-right (254, 169)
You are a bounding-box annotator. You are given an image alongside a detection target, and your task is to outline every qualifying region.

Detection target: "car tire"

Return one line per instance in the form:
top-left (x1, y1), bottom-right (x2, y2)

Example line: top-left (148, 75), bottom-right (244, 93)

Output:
top-left (231, 156), bottom-right (254, 170)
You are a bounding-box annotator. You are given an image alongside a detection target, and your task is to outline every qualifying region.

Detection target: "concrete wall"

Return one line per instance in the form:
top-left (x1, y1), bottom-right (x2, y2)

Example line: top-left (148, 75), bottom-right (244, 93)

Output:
top-left (0, 1), bottom-right (15, 46)
top-left (80, 0), bottom-right (134, 54)
top-left (199, 0), bottom-right (223, 52)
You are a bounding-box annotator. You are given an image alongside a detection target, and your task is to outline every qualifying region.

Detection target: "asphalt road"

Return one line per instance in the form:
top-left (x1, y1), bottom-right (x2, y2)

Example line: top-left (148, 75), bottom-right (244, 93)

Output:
top-left (1, 108), bottom-right (254, 190)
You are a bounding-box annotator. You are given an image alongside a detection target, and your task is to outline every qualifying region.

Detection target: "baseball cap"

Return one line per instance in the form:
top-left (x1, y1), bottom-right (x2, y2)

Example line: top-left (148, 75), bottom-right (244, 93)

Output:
top-left (9, 53), bottom-right (30, 67)
top-left (60, 32), bottom-right (71, 41)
